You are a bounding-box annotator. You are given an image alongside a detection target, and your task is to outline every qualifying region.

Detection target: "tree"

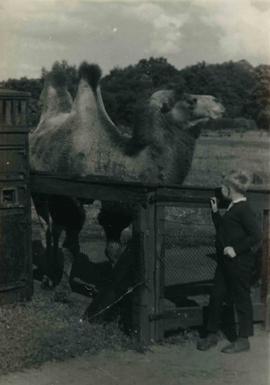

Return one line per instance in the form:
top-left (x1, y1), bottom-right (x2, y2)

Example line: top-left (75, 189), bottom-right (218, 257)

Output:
top-left (101, 57), bottom-right (184, 128)
top-left (180, 60), bottom-right (257, 119)
top-left (252, 66), bottom-right (270, 130)
top-left (46, 60), bottom-right (78, 98)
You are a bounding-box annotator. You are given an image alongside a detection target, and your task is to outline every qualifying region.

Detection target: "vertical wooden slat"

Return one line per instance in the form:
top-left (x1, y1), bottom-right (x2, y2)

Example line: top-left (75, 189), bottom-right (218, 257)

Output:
top-left (21, 101), bottom-right (26, 126)
top-left (132, 198), bottom-right (156, 345)
top-left (5, 100), bottom-right (12, 126)
top-left (13, 100), bottom-right (19, 126)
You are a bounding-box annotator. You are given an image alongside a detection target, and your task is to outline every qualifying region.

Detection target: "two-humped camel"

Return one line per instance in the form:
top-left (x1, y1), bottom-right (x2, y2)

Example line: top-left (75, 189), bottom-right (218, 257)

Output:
top-left (30, 62), bottom-right (224, 291)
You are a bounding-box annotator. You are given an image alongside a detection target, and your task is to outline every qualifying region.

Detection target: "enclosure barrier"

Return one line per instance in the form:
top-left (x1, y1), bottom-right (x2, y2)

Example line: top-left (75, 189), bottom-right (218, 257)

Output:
top-left (30, 172), bottom-right (270, 343)
top-left (0, 88), bottom-right (32, 305)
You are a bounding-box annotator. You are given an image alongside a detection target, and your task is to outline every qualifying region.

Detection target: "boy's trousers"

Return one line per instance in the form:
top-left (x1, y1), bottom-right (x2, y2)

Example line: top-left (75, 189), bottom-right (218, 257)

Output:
top-left (207, 254), bottom-right (255, 338)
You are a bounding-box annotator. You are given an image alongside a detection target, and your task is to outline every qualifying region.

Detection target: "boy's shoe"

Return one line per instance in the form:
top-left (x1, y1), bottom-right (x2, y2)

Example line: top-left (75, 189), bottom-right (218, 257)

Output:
top-left (221, 338), bottom-right (250, 353)
top-left (197, 333), bottom-right (218, 351)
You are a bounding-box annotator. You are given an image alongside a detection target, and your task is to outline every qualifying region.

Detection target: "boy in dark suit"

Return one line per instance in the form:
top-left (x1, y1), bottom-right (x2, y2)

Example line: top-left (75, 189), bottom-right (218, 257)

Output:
top-left (197, 170), bottom-right (262, 353)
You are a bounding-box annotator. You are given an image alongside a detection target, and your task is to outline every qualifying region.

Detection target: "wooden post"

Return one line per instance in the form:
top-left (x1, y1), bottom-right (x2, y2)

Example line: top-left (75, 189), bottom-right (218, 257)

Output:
top-left (132, 197), bottom-right (156, 345)
top-left (154, 204), bottom-right (165, 341)
top-left (262, 209), bottom-right (270, 330)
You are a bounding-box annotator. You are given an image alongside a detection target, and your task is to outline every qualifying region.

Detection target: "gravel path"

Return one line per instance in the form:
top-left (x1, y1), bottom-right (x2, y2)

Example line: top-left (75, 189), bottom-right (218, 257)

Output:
top-left (1, 325), bottom-right (269, 385)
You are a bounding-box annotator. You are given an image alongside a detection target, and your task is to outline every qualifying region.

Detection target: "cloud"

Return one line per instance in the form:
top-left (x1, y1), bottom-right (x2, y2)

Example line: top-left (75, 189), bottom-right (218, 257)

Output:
top-left (0, 0), bottom-right (269, 80)
top-left (194, 0), bottom-right (270, 64)
top-left (122, 3), bottom-right (188, 55)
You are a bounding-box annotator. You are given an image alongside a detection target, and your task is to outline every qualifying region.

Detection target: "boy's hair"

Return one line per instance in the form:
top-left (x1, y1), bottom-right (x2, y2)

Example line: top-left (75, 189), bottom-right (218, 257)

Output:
top-left (223, 170), bottom-right (252, 194)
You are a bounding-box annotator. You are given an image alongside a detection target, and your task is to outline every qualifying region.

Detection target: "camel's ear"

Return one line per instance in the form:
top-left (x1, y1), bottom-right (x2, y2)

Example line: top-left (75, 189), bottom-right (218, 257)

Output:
top-left (78, 62), bottom-right (102, 91)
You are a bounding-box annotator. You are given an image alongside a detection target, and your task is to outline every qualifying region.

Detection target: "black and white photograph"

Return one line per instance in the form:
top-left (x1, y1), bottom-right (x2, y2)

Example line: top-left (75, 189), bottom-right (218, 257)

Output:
top-left (0, 0), bottom-right (269, 384)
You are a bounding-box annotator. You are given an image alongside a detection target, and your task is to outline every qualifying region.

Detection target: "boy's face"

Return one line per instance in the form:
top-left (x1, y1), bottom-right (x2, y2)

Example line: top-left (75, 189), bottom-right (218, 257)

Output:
top-left (221, 184), bottom-right (231, 201)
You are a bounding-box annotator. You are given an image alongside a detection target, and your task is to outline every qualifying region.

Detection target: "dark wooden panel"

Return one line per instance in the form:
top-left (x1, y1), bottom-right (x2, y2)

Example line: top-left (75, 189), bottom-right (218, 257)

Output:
top-left (30, 174), bottom-right (153, 204)
top-left (0, 147), bottom-right (29, 179)
top-left (0, 210), bottom-right (31, 289)
top-left (0, 133), bottom-right (27, 146)
top-left (155, 187), bottom-right (270, 210)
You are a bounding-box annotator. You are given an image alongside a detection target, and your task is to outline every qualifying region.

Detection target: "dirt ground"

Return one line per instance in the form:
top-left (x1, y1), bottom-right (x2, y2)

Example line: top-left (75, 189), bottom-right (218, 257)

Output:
top-left (1, 325), bottom-right (269, 385)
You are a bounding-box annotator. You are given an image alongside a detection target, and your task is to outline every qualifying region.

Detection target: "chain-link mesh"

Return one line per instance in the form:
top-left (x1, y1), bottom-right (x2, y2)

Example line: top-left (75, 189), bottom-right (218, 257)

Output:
top-left (163, 206), bottom-right (217, 287)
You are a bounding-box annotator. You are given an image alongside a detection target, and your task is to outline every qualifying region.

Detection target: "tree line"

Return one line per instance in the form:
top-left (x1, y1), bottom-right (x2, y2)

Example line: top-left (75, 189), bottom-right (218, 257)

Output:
top-left (1, 57), bottom-right (269, 130)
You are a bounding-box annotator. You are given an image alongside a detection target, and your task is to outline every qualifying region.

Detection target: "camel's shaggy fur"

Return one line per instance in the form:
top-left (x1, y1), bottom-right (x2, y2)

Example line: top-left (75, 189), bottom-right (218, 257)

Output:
top-left (30, 62), bottom-right (224, 184)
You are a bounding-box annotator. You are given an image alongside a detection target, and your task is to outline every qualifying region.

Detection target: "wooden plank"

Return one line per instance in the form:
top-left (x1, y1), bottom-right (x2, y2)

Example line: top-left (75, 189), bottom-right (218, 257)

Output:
top-left (30, 174), bottom-right (151, 204)
top-left (155, 187), bottom-right (270, 209)
top-left (165, 281), bottom-right (214, 300)
top-left (31, 171), bottom-right (156, 189)
top-left (150, 306), bottom-right (203, 331)
top-left (30, 173), bottom-right (270, 208)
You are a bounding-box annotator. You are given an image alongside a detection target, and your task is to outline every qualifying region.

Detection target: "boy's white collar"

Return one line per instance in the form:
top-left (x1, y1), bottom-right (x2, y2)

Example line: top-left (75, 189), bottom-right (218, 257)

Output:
top-left (232, 197), bottom-right (247, 204)
top-left (227, 197), bottom-right (247, 211)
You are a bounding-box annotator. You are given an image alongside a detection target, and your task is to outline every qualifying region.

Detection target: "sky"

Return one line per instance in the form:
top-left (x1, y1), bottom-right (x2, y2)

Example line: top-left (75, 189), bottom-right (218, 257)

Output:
top-left (0, 0), bottom-right (270, 80)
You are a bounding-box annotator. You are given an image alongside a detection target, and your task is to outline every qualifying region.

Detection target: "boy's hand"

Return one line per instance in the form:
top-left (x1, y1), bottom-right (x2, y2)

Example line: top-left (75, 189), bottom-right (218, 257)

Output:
top-left (224, 246), bottom-right (236, 258)
top-left (210, 197), bottom-right (218, 213)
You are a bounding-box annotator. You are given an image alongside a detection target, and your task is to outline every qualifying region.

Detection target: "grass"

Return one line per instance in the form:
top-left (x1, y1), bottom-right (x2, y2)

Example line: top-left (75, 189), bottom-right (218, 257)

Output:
top-left (0, 283), bottom-right (134, 376)
top-left (185, 130), bottom-right (270, 188)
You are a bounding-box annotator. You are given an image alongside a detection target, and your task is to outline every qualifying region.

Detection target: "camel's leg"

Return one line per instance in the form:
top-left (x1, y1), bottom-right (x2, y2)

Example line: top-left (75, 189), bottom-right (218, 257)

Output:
top-left (32, 194), bottom-right (56, 288)
top-left (53, 224), bottom-right (78, 302)
top-left (53, 231), bottom-right (86, 302)
top-left (98, 202), bottom-right (134, 265)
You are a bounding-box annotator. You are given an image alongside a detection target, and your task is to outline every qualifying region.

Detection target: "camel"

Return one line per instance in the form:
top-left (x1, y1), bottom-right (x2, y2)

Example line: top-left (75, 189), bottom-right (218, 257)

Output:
top-left (31, 63), bottom-right (224, 182)
top-left (30, 62), bottom-right (224, 293)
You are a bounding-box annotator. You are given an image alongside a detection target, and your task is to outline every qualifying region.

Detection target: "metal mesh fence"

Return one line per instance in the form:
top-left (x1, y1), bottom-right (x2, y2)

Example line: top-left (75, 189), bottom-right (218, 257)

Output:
top-left (163, 206), bottom-right (217, 288)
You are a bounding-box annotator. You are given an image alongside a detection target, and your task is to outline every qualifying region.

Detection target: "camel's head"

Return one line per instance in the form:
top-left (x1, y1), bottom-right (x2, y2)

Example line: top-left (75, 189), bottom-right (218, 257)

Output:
top-left (173, 93), bottom-right (224, 120)
top-left (150, 90), bottom-right (224, 138)
top-left (171, 93), bottom-right (224, 137)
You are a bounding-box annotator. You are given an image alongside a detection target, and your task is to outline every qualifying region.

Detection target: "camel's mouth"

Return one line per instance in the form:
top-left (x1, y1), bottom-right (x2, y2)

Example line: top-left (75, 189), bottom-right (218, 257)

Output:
top-left (187, 117), bottom-right (209, 127)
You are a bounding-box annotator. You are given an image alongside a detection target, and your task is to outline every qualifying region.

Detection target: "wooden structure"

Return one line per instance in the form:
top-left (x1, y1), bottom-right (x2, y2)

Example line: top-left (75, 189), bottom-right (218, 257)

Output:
top-left (30, 172), bottom-right (270, 343)
top-left (0, 89), bottom-right (32, 304)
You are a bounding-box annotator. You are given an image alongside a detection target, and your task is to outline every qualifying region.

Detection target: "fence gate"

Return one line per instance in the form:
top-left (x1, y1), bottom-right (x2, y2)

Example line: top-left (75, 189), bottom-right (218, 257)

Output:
top-left (145, 187), bottom-right (269, 342)
top-left (149, 200), bottom-right (216, 339)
